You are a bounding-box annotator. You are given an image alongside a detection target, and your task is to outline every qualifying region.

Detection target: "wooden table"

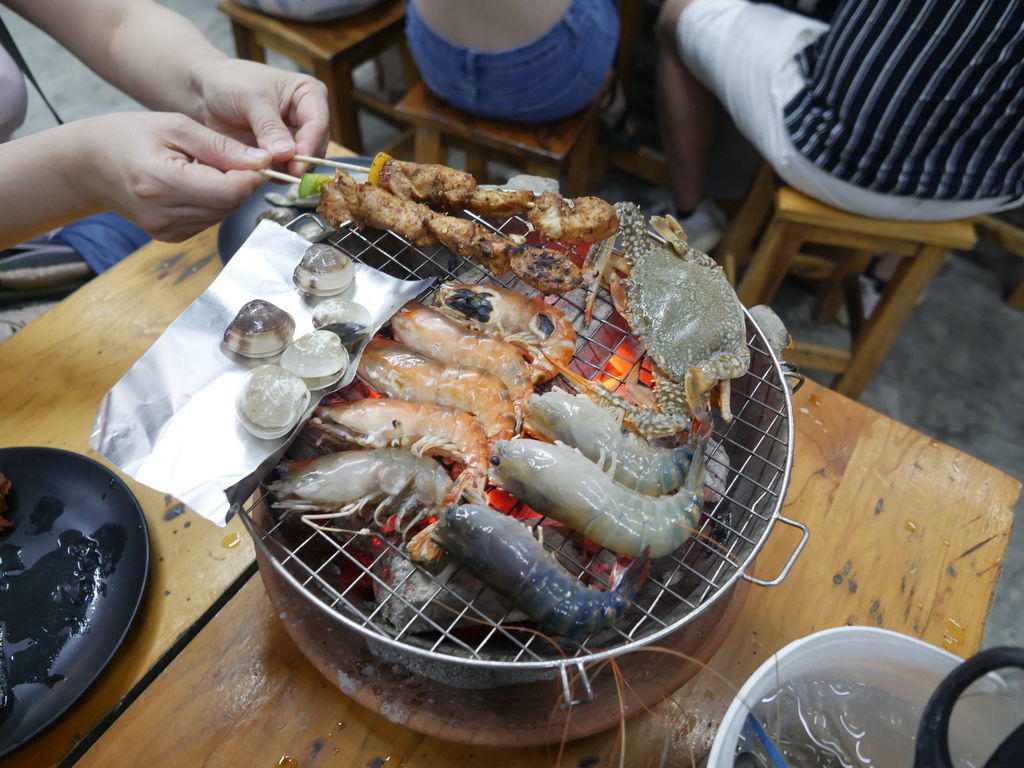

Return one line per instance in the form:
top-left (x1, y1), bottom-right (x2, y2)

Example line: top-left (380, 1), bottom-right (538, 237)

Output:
top-left (0, 177), bottom-right (1019, 767)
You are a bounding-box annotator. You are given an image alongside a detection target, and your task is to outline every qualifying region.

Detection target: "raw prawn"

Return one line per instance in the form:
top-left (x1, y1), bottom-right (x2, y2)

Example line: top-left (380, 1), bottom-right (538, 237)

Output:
top-left (311, 399), bottom-right (490, 504)
top-left (268, 448), bottom-right (452, 535)
top-left (390, 302), bottom-right (532, 427)
top-left (433, 282), bottom-right (576, 383)
top-left (488, 438), bottom-right (705, 558)
top-left (526, 390), bottom-right (693, 496)
top-left (357, 337), bottom-right (516, 441)
top-left (432, 504), bottom-right (649, 640)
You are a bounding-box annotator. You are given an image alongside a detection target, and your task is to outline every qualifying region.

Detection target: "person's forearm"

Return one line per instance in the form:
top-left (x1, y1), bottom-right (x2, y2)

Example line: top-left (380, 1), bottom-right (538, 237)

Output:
top-left (0, 123), bottom-right (104, 248)
top-left (4, 0), bottom-right (227, 118)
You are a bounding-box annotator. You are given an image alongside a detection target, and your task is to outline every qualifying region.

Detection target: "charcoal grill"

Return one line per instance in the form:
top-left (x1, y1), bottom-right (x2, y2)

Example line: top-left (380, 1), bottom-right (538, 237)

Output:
top-left (237, 208), bottom-right (808, 745)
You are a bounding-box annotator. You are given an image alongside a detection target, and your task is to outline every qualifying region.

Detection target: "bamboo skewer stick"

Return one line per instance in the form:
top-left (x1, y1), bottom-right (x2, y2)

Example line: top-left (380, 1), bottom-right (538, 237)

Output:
top-left (292, 155), bottom-right (370, 173)
top-left (259, 168), bottom-right (303, 184)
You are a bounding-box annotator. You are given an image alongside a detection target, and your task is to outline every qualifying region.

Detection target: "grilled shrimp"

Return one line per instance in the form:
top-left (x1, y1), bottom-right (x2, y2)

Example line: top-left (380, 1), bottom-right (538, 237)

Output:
top-left (488, 438), bottom-right (705, 558)
top-left (312, 399), bottom-right (489, 503)
top-left (432, 504), bottom-right (649, 640)
top-left (433, 282), bottom-right (576, 383)
top-left (269, 448), bottom-right (451, 535)
top-left (390, 302), bottom-right (532, 427)
top-left (526, 390), bottom-right (692, 496)
top-left (357, 337), bottom-right (516, 441)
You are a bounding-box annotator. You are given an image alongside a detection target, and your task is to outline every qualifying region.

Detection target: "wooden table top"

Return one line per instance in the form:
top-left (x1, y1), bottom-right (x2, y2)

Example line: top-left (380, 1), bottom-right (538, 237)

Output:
top-left (0, 145), bottom-right (1019, 765)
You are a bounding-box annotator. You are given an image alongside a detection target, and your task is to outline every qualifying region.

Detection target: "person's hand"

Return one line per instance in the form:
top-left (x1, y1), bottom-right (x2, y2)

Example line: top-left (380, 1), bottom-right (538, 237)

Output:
top-left (70, 111), bottom-right (272, 242)
top-left (189, 59), bottom-right (330, 177)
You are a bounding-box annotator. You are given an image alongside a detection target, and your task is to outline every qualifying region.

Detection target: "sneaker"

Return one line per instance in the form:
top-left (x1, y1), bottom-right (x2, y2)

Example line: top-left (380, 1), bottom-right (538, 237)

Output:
top-left (677, 199), bottom-right (727, 254)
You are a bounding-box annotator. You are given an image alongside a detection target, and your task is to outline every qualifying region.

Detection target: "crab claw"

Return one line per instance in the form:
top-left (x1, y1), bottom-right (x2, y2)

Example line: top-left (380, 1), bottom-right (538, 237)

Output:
top-left (581, 233), bottom-right (616, 325)
top-left (684, 366), bottom-right (716, 425)
top-left (650, 214), bottom-right (689, 257)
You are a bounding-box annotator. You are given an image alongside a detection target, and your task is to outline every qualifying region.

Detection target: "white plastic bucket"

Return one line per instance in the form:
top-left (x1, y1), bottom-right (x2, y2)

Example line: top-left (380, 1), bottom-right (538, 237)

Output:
top-left (707, 626), bottom-right (1021, 767)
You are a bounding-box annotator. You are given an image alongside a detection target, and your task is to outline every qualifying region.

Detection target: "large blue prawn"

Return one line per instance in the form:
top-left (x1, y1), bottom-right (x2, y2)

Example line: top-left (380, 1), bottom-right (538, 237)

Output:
top-left (432, 504), bottom-right (650, 640)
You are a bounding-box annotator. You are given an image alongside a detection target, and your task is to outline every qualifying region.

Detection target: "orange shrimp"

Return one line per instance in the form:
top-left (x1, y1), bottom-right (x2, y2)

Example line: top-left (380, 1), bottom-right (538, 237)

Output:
top-left (390, 302), bottom-right (532, 428)
top-left (357, 337), bottom-right (516, 441)
top-left (432, 282), bottom-right (577, 383)
top-left (311, 398), bottom-right (490, 504)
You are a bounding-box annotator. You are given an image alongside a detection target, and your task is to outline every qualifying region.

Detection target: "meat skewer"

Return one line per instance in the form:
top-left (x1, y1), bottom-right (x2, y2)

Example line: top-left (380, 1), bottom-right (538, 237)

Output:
top-left (318, 170), bottom-right (581, 294)
top-left (368, 153), bottom-right (619, 244)
top-left (296, 153), bottom-right (620, 245)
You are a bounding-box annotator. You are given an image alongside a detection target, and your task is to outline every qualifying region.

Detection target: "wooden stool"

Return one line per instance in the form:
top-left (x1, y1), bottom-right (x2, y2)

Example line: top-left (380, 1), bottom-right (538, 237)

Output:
top-left (394, 79), bottom-right (610, 197)
top-left (974, 214), bottom-right (1024, 310)
top-left (730, 176), bottom-right (976, 398)
top-left (218, 0), bottom-right (417, 154)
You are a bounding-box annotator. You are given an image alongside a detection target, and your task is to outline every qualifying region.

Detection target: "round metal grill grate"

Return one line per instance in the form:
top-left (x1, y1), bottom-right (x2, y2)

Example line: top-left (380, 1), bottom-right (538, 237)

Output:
top-left (240, 210), bottom-right (799, 680)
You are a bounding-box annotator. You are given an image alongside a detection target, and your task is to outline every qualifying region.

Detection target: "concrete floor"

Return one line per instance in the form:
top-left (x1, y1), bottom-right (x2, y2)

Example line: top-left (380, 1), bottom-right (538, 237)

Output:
top-left (2, 1), bottom-right (1022, 647)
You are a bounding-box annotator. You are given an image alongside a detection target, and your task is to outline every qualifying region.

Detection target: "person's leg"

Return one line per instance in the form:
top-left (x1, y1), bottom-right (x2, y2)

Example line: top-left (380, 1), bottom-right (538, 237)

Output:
top-left (655, 0), bottom-right (717, 216)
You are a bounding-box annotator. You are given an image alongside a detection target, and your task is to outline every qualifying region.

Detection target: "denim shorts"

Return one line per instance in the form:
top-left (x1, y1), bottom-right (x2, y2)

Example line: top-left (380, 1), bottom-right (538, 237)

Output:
top-left (406, 0), bottom-right (619, 124)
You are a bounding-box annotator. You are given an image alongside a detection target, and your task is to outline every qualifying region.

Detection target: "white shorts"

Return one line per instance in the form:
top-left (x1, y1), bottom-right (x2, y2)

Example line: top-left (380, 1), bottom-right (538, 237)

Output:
top-left (677, 0), bottom-right (1023, 221)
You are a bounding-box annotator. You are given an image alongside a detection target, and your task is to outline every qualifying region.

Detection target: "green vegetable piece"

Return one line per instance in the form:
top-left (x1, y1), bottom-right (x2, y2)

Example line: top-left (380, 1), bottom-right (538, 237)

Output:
top-left (297, 173), bottom-right (330, 198)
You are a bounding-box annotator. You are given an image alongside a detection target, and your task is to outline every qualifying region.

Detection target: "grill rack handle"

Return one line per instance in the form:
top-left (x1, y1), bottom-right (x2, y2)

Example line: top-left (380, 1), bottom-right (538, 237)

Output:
top-left (781, 362), bottom-right (805, 394)
top-left (559, 661), bottom-right (595, 709)
top-left (740, 515), bottom-right (809, 587)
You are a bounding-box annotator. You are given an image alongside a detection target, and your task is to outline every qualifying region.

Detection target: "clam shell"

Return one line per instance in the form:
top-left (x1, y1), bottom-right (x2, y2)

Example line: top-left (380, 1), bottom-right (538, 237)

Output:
top-left (311, 298), bottom-right (372, 348)
top-left (235, 364), bottom-right (310, 440)
top-left (280, 330), bottom-right (349, 381)
top-left (293, 243), bottom-right (354, 296)
top-left (224, 300), bottom-right (296, 358)
top-left (256, 206), bottom-right (294, 226)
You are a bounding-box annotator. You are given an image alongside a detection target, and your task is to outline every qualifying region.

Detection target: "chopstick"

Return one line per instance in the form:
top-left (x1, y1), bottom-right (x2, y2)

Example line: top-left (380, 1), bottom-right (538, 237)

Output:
top-left (292, 155), bottom-right (370, 173)
top-left (259, 169), bottom-right (302, 184)
top-left (258, 153), bottom-right (371, 185)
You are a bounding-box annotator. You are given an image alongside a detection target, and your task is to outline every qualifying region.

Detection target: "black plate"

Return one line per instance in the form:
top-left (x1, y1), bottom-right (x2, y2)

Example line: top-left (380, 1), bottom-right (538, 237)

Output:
top-left (217, 156), bottom-right (373, 264)
top-left (0, 447), bottom-right (149, 757)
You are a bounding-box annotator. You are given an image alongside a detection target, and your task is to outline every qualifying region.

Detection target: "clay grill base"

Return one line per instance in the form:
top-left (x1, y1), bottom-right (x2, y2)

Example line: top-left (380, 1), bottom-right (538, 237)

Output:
top-left (256, 543), bottom-right (748, 748)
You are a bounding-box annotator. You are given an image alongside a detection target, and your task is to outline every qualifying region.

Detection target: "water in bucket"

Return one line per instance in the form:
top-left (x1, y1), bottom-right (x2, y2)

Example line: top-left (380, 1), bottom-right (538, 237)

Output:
top-left (733, 672), bottom-right (1012, 767)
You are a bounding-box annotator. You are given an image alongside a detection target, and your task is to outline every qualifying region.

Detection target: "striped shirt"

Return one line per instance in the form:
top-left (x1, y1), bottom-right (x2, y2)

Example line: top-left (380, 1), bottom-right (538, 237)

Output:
top-left (783, 0), bottom-right (1024, 200)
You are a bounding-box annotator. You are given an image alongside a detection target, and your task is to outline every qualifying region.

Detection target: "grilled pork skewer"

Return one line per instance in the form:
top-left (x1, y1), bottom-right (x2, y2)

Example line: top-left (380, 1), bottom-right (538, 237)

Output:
top-left (318, 170), bottom-right (581, 294)
top-left (369, 154), bottom-right (619, 244)
top-left (297, 153), bottom-right (619, 244)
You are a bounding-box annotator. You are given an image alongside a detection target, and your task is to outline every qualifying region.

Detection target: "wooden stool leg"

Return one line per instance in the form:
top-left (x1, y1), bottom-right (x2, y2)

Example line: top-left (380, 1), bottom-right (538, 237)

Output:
top-left (527, 159), bottom-right (561, 185)
top-left (465, 148), bottom-right (487, 183)
top-left (814, 248), bottom-right (874, 323)
top-left (833, 245), bottom-right (947, 398)
top-left (567, 122), bottom-right (599, 198)
top-left (317, 58), bottom-right (360, 152)
top-left (228, 21), bottom-right (266, 63)
top-left (1009, 279), bottom-right (1024, 310)
top-left (717, 162), bottom-right (774, 284)
top-left (399, 40), bottom-right (421, 88)
top-left (737, 219), bottom-right (806, 307)
top-left (974, 214), bottom-right (1024, 310)
top-left (589, 141), bottom-right (610, 192)
top-left (414, 127), bottom-right (443, 164)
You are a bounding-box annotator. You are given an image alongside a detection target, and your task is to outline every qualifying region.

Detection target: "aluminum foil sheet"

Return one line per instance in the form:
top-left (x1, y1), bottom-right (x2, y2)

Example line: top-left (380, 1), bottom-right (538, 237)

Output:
top-left (90, 220), bottom-right (432, 525)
